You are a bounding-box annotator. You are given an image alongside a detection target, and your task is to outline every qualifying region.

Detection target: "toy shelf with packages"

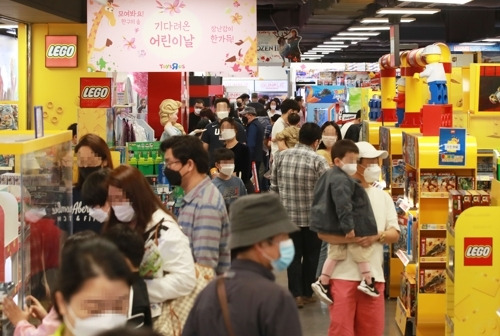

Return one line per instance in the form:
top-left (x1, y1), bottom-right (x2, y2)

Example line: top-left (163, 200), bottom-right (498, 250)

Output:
top-left (379, 126), bottom-right (419, 299)
top-left (397, 132), bottom-right (477, 336)
top-left (0, 130), bottom-right (73, 335)
top-left (361, 120), bottom-right (395, 147)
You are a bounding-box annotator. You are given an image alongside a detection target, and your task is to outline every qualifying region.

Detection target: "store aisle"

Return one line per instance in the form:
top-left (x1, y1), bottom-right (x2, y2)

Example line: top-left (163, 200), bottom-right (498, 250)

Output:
top-left (276, 272), bottom-right (401, 335)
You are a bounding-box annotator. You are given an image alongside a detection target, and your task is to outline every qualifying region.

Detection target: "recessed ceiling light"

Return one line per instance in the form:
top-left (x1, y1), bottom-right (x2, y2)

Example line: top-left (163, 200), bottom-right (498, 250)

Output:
top-left (361, 17), bottom-right (416, 24)
top-left (377, 8), bottom-right (440, 15)
top-left (330, 37), bottom-right (369, 40)
top-left (317, 44), bottom-right (348, 48)
top-left (351, 41), bottom-right (359, 45)
top-left (312, 49), bottom-right (342, 52)
top-left (483, 39), bottom-right (500, 42)
top-left (460, 42), bottom-right (495, 46)
top-left (348, 26), bottom-right (391, 31)
top-left (338, 32), bottom-right (381, 36)
top-left (397, 0), bottom-right (471, 4)
top-left (323, 41), bottom-right (346, 44)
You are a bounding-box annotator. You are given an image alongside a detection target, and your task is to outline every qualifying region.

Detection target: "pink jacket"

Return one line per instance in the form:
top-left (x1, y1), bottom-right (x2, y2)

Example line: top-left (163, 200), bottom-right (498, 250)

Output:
top-left (14, 307), bottom-right (60, 336)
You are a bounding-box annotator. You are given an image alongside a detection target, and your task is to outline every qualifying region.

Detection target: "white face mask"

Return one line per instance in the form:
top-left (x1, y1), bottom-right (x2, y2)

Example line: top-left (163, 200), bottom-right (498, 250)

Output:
top-left (112, 203), bottom-right (135, 222)
top-left (65, 305), bottom-right (128, 336)
top-left (219, 164), bottom-right (235, 177)
top-left (340, 161), bottom-right (357, 176)
top-left (194, 108), bottom-right (202, 115)
top-left (322, 136), bottom-right (337, 148)
top-left (217, 111), bottom-right (229, 119)
top-left (220, 129), bottom-right (236, 140)
top-left (88, 207), bottom-right (109, 223)
top-left (363, 164), bottom-right (381, 183)
top-left (270, 105), bottom-right (276, 110)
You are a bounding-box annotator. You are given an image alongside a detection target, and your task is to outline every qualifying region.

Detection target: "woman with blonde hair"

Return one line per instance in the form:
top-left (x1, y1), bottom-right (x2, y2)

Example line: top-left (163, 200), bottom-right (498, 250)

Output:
top-left (159, 99), bottom-right (186, 141)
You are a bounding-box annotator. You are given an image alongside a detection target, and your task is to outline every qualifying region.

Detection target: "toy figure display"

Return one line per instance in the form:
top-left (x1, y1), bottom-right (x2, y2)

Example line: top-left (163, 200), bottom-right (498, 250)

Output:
top-left (159, 99), bottom-right (186, 141)
top-left (393, 78), bottom-right (406, 127)
top-left (368, 94), bottom-right (381, 121)
top-left (415, 45), bottom-right (448, 104)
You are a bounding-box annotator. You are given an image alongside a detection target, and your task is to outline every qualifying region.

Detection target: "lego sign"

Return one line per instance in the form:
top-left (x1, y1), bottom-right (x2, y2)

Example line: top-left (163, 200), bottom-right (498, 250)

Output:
top-left (80, 78), bottom-right (112, 108)
top-left (45, 36), bottom-right (78, 68)
top-left (464, 237), bottom-right (493, 266)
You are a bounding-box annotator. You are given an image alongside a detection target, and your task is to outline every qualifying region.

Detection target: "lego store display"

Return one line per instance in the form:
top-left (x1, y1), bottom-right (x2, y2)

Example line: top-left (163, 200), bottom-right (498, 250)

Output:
top-left (419, 269), bottom-right (446, 294)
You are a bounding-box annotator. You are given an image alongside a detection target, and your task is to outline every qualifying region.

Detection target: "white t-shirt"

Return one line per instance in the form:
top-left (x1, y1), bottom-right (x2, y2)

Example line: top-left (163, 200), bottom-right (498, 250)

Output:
top-left (271, 117), bottom-right (287, 157)
top-left (330, 186), bottom-right (399, 283)
top-left (340, 121), bottom-right (354, 139)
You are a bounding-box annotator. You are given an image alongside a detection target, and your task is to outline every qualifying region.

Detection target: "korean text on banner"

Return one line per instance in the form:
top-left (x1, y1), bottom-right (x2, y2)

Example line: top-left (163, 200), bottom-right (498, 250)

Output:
top-left (86, 0), bottom-right (257, 75)
top-left (438, 128), bottom-right (466, 166)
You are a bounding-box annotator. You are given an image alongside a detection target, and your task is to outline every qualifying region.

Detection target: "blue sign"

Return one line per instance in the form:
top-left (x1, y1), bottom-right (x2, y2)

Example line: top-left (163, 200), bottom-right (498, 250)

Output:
top-left (438, 128), bottom-right (466, 166)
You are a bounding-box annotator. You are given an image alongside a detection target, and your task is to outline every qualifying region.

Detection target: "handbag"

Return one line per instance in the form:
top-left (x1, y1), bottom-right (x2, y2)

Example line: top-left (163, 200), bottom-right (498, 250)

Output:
top-left (217, 276), bottom-right (236, 336)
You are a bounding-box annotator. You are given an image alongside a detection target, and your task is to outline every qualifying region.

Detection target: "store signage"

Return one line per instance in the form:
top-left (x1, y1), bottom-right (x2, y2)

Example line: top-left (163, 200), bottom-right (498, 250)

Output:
top-left (464, 237), bottom-right (493, 266)
top-left (86, 0), bottom-right (257, 75)
top-left (45, 35), bottom-right (78, 68)
top-left (438, 128), bottom-right (466, 166)
top-left (257, 31), bottom-right (287, 65)
top-left (80, 78), bottom-right (112, 108)
top-left (255, 80), bottom-right (287, 92)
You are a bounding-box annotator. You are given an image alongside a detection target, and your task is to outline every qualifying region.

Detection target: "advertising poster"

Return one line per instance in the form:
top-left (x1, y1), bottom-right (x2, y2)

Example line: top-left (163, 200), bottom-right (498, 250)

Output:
top-left (0, 104), bottom-right (18, 130)
top-left (304, 85), bottom-right (346, 104)
top-left (438, 128), bottom-right (466, 166)
top-left (257, 31), bottom-right (286, 65)
top-left (478, 65), bottom-right (500, 111)
top-left (87, 0), bottom-right (257, 75)
top-left (306, 103), bottom-right (337, 126)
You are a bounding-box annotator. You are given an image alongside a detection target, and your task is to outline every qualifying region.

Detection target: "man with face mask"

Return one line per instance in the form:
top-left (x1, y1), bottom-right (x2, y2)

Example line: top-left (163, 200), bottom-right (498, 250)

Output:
top-left (188, 99), bottom-right (205, 134)
top-left (182, 193), bottom-right (303, 336)
top-left (313, 141), bottom-right (400, 336)
top-left (271, 123), bottom-right (329, 308)
top-left (201, 97), bottom-right (247, 168)
top-left (160, 135), bottom-right (230, 275)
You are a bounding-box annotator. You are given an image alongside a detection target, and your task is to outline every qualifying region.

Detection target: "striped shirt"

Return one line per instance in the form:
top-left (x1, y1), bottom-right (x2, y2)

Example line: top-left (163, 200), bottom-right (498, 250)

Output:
top-left (271, 143), bottom-right (329, 227)
top-left (177, 177), bottom-right (230, 274)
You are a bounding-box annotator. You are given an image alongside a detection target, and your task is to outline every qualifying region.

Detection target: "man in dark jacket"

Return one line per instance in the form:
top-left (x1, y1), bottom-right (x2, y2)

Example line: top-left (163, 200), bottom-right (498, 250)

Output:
top-left (182, 193), bottom-right (302, 336)
top-left (240, 106), bottom-right (264, 190)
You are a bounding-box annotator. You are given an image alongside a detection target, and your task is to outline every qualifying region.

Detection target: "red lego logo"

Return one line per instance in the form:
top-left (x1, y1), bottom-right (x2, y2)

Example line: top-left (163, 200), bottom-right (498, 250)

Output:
top-left (464, 237), bottom-right (493, 266)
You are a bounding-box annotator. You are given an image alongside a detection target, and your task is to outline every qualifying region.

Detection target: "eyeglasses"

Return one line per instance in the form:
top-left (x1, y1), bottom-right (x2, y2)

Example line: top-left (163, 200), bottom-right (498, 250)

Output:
top-left (164, 160), bottom-right (181, 168)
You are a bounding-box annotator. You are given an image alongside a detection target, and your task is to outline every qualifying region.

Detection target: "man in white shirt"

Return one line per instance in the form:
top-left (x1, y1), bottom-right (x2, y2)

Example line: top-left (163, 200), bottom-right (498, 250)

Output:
top-left (318, 141), bottom-right (400, 336)
top-left (271, 99), bottom-right (300, 158)
top-left (340, 110), bottom-right (361, 142)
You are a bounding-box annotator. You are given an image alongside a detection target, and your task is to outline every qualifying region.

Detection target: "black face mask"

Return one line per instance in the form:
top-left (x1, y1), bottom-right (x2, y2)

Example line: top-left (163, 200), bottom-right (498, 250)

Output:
top-left (241, 116), bottom-right (249, 125)
top-left (236, 102), bottom-right (242, 108)
top-left (164, 167), bottom-right (183, 186)
top-left (79, 166), bottom-right (101, 180)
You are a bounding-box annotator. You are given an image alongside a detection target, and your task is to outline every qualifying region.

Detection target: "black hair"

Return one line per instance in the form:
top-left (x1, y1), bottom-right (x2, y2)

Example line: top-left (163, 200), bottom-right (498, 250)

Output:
top-left (67, 123), bottom-right (77, 137)
top-left (298, 122), bottom-right (322, 146)
top-left (258, 98), bottom-right (266, 105)
top-left (81, 168), bottom-right (111, 207)
top-left (262, 95), bottom-right (269, 100)
top-left (280, 99), bottom-right (300, 115)
top-left (55, 238), bottom-right (133, 316)
top-left (356, 109), bottom-right (361, 119)
top-left (271, 114), bottom-right (281, 123)
top-left (214, 148), bottom-right (235, 163)
top-left (103, 224), bottom-right (145, 268)
top-left (331, 139), bottom-right (359, 160)
top-left (194, 99), bottom-right (204, 105)
top-left (97, 327), bottom-right (163, 336)
top-left (318, 121), bottom-right (342, 150)
top-left (287, 113), bottom-right (301, 126)
top-left (199, 108), bottom-right (216, 122)
top-left (251, 93), bottom-right (259, 99)
top-left (160, 135), bottom-right (209, 174)
top-left (240, 93), bottom-right (250, 101)
top-left (63, 230), bottom-right (98, 253)
top-left (266, 98), bottom-right (281, 113)
top-left (294, 96), bottom-right (303, 103)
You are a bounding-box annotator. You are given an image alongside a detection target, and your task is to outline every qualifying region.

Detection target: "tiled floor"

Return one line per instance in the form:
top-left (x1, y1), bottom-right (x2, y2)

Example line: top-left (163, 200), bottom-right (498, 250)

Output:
top-left (276, 272), bottom-right (402, 336)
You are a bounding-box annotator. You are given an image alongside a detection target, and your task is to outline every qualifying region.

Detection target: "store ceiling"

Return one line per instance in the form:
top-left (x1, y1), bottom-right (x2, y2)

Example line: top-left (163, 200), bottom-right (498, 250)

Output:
top-left (1, 0), bottom-right (500, 62)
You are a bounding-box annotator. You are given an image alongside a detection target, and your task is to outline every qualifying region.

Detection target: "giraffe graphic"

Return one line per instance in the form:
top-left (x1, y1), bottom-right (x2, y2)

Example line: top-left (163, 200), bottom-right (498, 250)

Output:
top-left (87, 0), bottom-right (118, 71)
top-left (225, 36), bottom-right (258, 75)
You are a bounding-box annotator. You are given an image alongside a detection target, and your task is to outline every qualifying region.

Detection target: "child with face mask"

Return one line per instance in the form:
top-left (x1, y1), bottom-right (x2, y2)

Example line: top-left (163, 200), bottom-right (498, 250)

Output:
top-left (211, 148), bottom-right (247, 212)
top-left (310, 139), bottom-right (380, 305)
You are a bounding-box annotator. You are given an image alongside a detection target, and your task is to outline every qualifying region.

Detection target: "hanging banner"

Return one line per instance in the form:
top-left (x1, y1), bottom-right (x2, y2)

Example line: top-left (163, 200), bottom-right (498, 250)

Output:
top-left (80, 78), bottom-right (112, 108)
top-left (438, 128), bottom-right (466, 166)
top-left (86, 0), bottom-right (257, 75)
top-left (257, 31), bottom-right (285, 65)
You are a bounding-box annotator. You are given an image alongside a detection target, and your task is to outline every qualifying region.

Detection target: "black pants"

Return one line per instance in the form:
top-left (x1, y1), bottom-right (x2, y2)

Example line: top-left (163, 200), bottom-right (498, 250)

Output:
top-left (287, 227), bottom-right (322, 298)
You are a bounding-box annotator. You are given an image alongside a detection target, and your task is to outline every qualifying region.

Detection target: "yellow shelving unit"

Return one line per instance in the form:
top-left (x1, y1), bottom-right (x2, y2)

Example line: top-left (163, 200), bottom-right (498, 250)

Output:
top-left (361, 120), bottom-right (396, 147)
top-left (402, 133), bottom-right (477, 336)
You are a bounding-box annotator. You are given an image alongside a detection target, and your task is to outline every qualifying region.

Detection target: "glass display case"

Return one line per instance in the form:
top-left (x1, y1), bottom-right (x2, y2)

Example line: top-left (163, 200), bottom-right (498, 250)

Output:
top-left (0, 130), bottom-right (72, 335)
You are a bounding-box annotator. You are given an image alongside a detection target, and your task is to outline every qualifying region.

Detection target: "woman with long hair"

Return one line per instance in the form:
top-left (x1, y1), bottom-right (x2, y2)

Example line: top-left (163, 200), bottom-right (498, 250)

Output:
top-left (316, 121), bottom-right (342, 167)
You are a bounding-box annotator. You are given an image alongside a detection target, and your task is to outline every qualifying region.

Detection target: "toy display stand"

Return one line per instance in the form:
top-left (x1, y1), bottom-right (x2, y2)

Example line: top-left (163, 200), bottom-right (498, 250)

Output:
top-left (362, 120), bottom-right (396, 147)
top-left (397, 132), bottom-right (477, 336)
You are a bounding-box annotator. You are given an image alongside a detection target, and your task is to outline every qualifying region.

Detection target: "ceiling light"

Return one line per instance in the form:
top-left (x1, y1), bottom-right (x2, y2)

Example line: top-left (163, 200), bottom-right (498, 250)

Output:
top-left (337, 32), bottom-right (381, 36)
top-left (361, 17), bottom-right (416, 24)
top-left (323, 41), bottom-right (348, 44)
top-left (330, 37), bottom-right (369, 41)
top-left (460, 42), bottom-right (495, 46)
top-left (351, 41), bottom-right (359, 45)
top-left (312, 49), bottom-right (341, 52)
top-left (397, 0), bottom-right (471, 4)
top-left (348, 26), bottom-right (391, 31)
top-left (376, 8), bottom-right (440, 15)
top-left (483, 38), bottom-right (500, 42)
top-left (317, 44), bottom-right (348, 48)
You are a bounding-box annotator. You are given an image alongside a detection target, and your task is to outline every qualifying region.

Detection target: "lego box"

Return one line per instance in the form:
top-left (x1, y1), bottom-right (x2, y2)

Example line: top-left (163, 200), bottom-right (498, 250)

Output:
top-left (457, 176), bottom-right (475, 190)
top-left (461, 190), bottom-right (472, 211)
top-left (420, 237), bottom-right (446, 258)
top-left (468, 190), bottom-right (481, 206)
top-left (437, 173), bottom-right (456, 192)
top-left (419, 268), bottom-right (446, 294)
top-left (478, 190), bottom-right (491, 206)
top-left (420, 172), bottom-right (439, 192)
top-left (448, 190), bottom-right (462, 227)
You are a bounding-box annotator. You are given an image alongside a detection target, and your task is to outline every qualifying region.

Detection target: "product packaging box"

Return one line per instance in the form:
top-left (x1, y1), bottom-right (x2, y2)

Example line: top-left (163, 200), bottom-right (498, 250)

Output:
top-left (420, 237), bottom-right (446, 258)
top-left (448, 190), bottom-right (462, 227)
top-left (400, 275), bottom-right (416, 316)
top-left (392, 159), bottom-right (405, 188)
top-left (438, 173), bottom-right (456, 192)
top-left (420, 172), bottom-right (439, 192)
top-left (457, 176), bottom-right (475, 190)
top-left (461, 190), bottom-right (472, 211)
top-left (419, 269), bottom-right (446, 294)
top-left (468, 190), bottom-right (482, 206)
top-left (478, 190), bottom-right (491, 206)
top-left (477, 180), bottom-right (492, 191)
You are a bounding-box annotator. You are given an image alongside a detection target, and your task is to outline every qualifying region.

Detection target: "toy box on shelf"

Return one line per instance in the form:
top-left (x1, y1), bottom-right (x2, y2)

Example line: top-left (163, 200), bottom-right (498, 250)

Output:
top-left (0, 130), bottom-right (73, 334)
top-left (400, 132), bottom-right (477, 336)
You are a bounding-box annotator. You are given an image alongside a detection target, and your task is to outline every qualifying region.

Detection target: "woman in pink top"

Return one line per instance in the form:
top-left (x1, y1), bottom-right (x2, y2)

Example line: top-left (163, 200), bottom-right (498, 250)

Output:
top-left (4, 295), bottom-right (60, 336)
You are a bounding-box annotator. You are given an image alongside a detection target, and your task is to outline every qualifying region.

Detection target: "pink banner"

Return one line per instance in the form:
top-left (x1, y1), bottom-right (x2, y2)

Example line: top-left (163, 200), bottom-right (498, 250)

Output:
top-left (87, 0), bottom-right (257, 75)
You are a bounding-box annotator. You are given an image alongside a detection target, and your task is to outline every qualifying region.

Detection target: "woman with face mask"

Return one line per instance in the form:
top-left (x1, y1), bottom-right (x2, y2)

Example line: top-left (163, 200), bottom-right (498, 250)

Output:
top-left (105, 165), bottom-right (196, 327)
top-left (266, 98), bottom-right (282, 119)
top-left (73, 134), bottom-right (113, 233)
top-left (53, 238), bottom-right (133, 336)
top-left (219, 118), bottom-right (253, 193)
top-left (317, 121), bottom-right (342, 167)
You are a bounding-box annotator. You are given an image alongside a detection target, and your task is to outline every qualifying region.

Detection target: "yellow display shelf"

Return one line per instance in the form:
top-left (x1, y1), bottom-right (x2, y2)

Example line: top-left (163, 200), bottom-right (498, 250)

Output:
top-left (362, 120), bottom-right (396, 147)
top-left (447, 206), bottom-right (500, 336)
top-left (491, 179), bottom-right (500, 206)
top-left (0, 130), bottom-right (72, 155)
